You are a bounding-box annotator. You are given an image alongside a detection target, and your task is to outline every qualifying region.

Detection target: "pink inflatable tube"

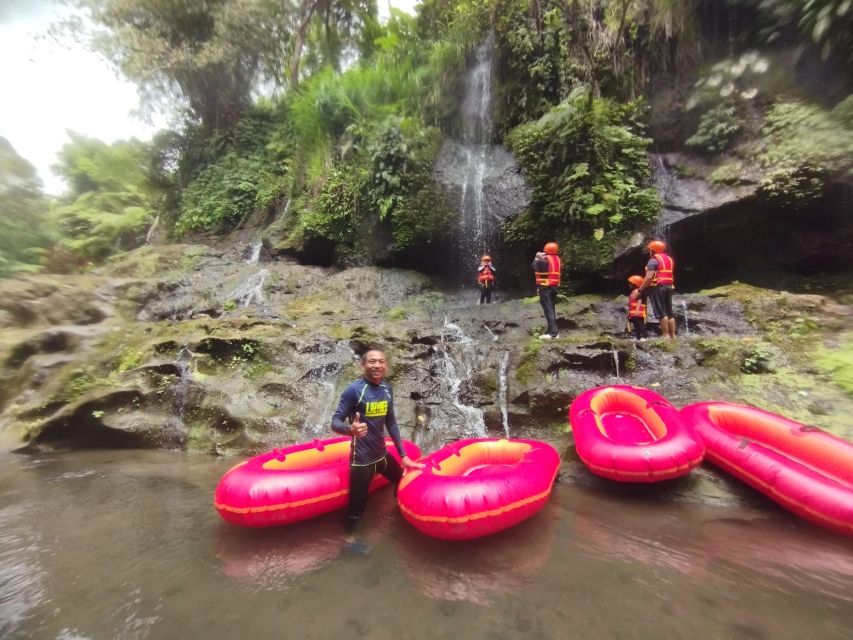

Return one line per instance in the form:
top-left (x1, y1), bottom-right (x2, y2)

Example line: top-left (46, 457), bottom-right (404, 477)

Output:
top-left (214, 437), bottom-right (421, 527)
top-left (681, 402), bottom-right (853, 536)
top-left (396, 438), bottom-right (560, 540)
top-left (569, 385), bottom-right (704, 482)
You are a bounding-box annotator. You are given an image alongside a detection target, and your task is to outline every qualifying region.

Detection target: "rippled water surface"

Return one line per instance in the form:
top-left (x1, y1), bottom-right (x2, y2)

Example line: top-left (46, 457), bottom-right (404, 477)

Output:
top-left (1, 450), bottom-right (852, 640)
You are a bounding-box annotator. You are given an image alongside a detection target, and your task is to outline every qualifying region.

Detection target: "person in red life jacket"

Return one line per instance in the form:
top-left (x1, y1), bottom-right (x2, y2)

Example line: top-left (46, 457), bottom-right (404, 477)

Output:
top-left (477, 255), bottom-right (496, 305)
top-left (531, 242), bottom-right (562, 339)
top-left (626, 275), bottom-right (647, 340)
top-left (637, 240), bottom-right (676, 339)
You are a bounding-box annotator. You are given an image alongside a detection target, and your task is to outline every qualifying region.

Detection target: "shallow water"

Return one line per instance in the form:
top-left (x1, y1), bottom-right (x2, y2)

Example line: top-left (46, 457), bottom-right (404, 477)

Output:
top-left (1, 450), bottom-right (852, 640)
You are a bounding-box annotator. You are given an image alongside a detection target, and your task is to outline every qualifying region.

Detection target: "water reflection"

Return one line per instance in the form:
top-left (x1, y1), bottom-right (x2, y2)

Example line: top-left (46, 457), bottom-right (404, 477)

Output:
top-left (214, 489), bottom-right (398, 590)
top-left (395, 496), bottom-right (558, 605)
top-left (699, 518), bottom-right (853, 602)
top-left (571, 488), bottom-right (853, 602)
top-left (215, 515), bottom-right (344, 589)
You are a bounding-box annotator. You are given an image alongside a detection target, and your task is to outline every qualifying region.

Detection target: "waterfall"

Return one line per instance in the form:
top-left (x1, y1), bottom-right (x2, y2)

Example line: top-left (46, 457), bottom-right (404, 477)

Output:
top-left (436, 317), bottom-right (486, 438)
top-left (299, 341), bottom-right (355, 438)
top-left (457, 35), bottom-right (497, 269)
top-left (482, 323), bottom-right (498, 342)
top-left (170, 347), bottom-right (193, 439)
top-left (499, 351), bottom-right (510, 438)
top-left (228, 268), bottom-right (269, 307)
top-left (612, 348), bottom-right (621, 379)
top-left (299, 363), bottom-right (341, 438)
top-left (145, 214), bottom-right (160, 244)
top-left (246, 241), bottom-right (262, 264)
top-left (433, 33), bottom-right (532, 281)
top-left (650, 154), bottom-right (674, 241)
top-left (681, 299), bottom-right (691, 335)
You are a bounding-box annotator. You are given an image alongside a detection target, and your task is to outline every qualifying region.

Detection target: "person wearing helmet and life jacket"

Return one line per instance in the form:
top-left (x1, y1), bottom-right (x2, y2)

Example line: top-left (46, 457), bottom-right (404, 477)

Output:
top-left (637, 240), bottom-right (676, 339)
top-left (531, 242), bottom-right (561, 339)
top-left (626, 275), bottom-right (647, 340)
top-left (477, 255), bottom-right (496, 305)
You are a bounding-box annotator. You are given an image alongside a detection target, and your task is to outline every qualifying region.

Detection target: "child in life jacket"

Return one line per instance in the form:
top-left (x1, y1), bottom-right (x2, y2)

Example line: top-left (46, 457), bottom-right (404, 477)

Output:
top-left (477, 255), bottom-right (496, 304)
top-left (626, 275), bottom-right (647, 339)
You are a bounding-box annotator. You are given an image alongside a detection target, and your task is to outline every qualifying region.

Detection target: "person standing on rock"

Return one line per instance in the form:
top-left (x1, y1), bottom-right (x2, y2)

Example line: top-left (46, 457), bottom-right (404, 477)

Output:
top-left (627, 275), bottom-right (648, 340)
top-left (330, 346), bottom-right (423, 552)
top-left (477, 255), bottom-right (496, 304)
top-left (532, 242), bottom-right (561, 339)
top-left (637, 240), bottom-right (676, 339)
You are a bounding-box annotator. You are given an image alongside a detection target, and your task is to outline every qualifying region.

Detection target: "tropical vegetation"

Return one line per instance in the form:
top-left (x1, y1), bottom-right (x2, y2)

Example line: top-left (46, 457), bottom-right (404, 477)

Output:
top-left (1, 0), bottom-right (851, 278)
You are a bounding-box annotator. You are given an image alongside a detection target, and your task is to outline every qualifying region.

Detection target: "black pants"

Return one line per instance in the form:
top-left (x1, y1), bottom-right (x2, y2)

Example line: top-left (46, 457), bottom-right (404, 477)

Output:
top-left (538, 286), bottom-right (558, 336)
top-left (345, 454), bottom-right (403, 533)
top-left (629, 317), bottom-right (647, 339)
top-left (648, 286), bottom-right (674, 319)
top-left (479, 282), bottom-right (493, 304)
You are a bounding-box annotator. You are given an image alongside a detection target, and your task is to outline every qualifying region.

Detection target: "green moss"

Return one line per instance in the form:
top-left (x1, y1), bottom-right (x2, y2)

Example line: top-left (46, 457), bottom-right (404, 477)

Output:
top-left (246, 361), bottom-right (273, 380)
top-left (516, 338), bottom-right (542, 385)
top-left (713, 371), bottom-right (853, 439)
top-left (113, 345), bottom-right (144, 373)
top-left (815, 333), bottom-right (853, 395)
top-left (709, 162), bottom-right (746, 186)
top-left (387, 306), bottom-right (408, 321)
top-left (62, 368), bottom-right (104, 401)
top-left (673, 163), bottom-right (697, 178)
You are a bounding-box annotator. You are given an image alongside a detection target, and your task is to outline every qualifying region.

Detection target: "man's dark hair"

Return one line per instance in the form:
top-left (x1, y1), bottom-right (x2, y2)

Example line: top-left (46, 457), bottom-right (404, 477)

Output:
top-left (360, 345), bottom-right (386, 363)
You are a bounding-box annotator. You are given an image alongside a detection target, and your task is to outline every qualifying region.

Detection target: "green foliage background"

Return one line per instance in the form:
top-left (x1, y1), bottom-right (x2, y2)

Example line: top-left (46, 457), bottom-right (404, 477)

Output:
top-left (2, 0), bottom-right (852, 278)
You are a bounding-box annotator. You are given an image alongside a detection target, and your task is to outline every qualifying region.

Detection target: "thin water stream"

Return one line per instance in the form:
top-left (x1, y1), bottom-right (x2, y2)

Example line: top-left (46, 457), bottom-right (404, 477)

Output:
top-left (1, 450), bottom-right (851, 640)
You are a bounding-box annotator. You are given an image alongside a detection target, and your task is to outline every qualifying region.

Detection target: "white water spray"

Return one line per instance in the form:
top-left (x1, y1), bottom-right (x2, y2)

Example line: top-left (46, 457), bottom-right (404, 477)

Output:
top-left (482, 323), bottom-right (499, 342)
top-left (458, 35), bottom-right (496, 264)
top-left (246, 241), bottom-right (262, 264)
top-left (145, 214), bottom-right (160, 244)
top-left (438, 318), bottom-right (486, 437)
top-left (300, 364), bottom-right (341, 437)
top-left (228, 268), bottom-right (269, 307)
top-left (499, 351), bottom-right (510, 438)
top-left (681, 299), bottom-right (691, 335)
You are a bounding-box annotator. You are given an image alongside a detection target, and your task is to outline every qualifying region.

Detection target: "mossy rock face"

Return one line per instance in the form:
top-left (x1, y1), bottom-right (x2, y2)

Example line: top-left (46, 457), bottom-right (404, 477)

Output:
top-left (815, 332), bottom-right (853, 396)
top-left (3, 244), bottom-right (852, 465)
top-left (103, 244), bottom-right (212, 279)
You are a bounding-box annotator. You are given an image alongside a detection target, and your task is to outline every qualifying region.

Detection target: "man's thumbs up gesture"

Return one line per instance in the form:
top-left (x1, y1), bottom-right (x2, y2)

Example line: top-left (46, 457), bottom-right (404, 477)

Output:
top-left (350, 412), bottom-right (368, 437)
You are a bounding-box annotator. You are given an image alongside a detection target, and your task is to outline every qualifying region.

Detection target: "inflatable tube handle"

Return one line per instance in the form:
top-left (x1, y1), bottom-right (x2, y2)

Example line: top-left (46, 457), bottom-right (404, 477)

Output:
top-left (312, 438), bottom-right (325, 451)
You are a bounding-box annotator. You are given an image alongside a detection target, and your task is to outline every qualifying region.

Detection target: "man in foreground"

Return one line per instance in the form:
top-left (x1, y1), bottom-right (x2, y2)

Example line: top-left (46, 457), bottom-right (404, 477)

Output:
top-left (331, 347), bottom-right (423, 552)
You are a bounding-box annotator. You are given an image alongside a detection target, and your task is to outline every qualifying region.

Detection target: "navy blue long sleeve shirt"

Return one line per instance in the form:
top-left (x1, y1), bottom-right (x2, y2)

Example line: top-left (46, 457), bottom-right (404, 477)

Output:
top-left (331, 377), bottom-right (406, 465)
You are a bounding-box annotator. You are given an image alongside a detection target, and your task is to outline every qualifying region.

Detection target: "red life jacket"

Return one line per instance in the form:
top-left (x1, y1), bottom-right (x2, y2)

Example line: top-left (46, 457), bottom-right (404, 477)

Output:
top-left (628, 298), bottom-right (646, 319)
top-left (535, 255), bottom-right (561, 287)
top-left (478, 264), bottom-right (495, 285)
top-left (648, 252), bottom-right (674, 287)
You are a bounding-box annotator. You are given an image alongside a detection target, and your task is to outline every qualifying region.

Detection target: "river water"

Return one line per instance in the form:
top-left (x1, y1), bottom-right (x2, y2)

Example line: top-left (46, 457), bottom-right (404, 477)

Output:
top-left (2, 449), bottom-right (852, 640)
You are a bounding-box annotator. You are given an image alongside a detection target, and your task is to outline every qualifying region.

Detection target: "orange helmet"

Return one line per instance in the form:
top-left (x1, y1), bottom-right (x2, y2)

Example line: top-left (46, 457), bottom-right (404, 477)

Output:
top-left (647, 240), bottom-right (666, 253)
top-left (628, 275), bottom-right (644, 287)
top-left (544, 242), bottom-right (559, 255)
top-left (481, 255), bottom-right (491, 262)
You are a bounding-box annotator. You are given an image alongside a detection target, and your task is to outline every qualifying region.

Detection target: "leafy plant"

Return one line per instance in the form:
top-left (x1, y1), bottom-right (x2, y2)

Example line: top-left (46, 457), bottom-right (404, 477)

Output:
top-left (758, 98), bottom-right (853, 204)
top-left (741, 343), bottom-right (775, 373)
top-left (686, 105), bottom-right (744, 153)
top-left (505, 87), bottom-right (659, 270)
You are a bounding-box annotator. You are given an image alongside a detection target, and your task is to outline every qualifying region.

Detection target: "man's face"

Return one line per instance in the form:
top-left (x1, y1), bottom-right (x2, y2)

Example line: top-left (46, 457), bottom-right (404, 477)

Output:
top-left (361, 350), bottom-right (387, 384)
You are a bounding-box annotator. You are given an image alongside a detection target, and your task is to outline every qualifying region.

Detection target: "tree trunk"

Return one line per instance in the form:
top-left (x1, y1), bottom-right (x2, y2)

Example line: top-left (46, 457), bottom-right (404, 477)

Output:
top-left (288, 0), bottom-right (323, 88)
